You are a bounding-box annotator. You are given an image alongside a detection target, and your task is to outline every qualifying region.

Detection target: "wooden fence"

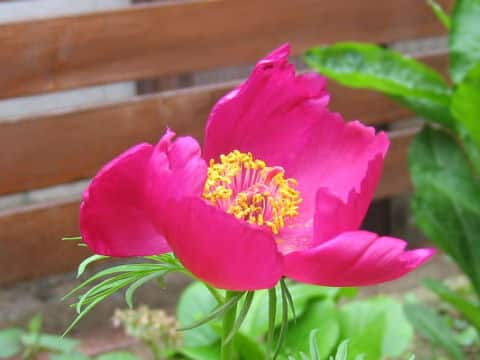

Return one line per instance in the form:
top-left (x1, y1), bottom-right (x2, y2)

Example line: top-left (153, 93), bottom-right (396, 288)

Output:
top-left (0, 0), bottom-right (452, 286)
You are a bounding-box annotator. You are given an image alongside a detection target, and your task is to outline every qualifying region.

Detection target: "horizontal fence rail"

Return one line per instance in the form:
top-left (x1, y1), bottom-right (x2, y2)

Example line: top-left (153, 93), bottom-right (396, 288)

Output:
top-left (0, 0), bottom-right (451, 99)
top-left (0, 53), bottom-right (448, 196)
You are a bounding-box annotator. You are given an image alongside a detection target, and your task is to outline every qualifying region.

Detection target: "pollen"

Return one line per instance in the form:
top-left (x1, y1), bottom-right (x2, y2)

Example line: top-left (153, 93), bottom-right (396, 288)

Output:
top-left (202, 150), bottom-right (302, 234)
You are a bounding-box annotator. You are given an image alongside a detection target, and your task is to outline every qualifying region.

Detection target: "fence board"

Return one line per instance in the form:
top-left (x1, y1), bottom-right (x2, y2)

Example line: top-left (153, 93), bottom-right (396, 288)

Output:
top-left (0, 130), bottom-right (414, 286)
top-left (0, 53), bottom-right (447, 196)
top-left (0, 0), bottom-right (451, 99)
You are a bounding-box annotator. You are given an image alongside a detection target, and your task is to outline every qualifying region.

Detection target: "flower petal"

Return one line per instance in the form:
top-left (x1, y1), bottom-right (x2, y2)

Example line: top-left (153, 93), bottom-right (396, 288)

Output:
top-left (80, 143), bottom-right (170, 256)
top-left (164, 197), bottom-right (284, 291)
top-left (146, 129), bottom-right (207, 230)
top-left (203, 43), bottom-right (329, 166)
top-left (284, 231), bottom-right (435, 286)
top-left (312, 152), bottom-right (386, 245)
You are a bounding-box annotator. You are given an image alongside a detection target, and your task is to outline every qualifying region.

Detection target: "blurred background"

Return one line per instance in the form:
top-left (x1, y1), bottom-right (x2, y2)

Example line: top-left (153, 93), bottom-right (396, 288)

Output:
top-left (0, 0), bottom-right (456, 356)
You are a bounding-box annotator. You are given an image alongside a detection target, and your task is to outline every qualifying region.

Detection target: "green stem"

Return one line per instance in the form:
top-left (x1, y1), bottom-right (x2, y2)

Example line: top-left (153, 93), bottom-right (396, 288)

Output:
top-left (221, 291), bottom-right (238, 360)
top-left (266, 287), bottom-right (277, 359)
top-left (205, 283), bottom-right (225, 304)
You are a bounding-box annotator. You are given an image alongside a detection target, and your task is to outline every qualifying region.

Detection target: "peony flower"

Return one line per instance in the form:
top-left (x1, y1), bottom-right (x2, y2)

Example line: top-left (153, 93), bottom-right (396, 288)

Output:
top-left (80, 44), bottom-right (435, 291)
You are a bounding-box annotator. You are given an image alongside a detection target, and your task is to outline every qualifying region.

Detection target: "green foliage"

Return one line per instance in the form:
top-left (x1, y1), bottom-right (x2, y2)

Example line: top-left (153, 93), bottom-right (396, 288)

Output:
top-left (424, 279), bottom-right (480, 331)
top-left (305, 2), bottom-right (480, 350)
top-left (409, 127), bottom-right (480, 295)
top-left (452, 62), bottom-right (480, 149)
top-left (404, 297), bottom-right (465, 360)
top-left (0, 314), bottom-right (139, 360)
top-left (449, 0), bottom-right (480, 83)
top-left (304, 43), bottom-right (453, 128)
top-left (176, 281), bottom-right (412, 360)
top-left (64, 253), bottom-right (185, 335)
top-left (0, 328), bottom-right (22, 358)
top-left (427, 0), bottom-right (452, 29)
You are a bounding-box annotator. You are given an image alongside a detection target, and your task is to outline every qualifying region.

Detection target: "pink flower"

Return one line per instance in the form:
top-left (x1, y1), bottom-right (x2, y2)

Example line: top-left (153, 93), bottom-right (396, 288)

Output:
top-left (80, 44), bottom-right (435, 291)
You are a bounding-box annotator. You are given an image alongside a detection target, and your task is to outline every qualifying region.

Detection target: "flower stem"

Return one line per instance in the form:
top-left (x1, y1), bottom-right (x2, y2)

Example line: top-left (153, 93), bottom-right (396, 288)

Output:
top-left (221, 291), bottom-right (238, 360)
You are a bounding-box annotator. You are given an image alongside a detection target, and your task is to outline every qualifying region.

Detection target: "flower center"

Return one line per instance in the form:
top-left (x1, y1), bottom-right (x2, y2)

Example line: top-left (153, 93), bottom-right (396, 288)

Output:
top-left (202, 150), bottom-right (302, 234)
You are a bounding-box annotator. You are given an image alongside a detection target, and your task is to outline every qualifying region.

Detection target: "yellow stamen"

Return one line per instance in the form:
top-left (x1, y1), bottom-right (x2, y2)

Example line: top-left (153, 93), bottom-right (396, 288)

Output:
top-left (202, 150), bottom-right (302, 234)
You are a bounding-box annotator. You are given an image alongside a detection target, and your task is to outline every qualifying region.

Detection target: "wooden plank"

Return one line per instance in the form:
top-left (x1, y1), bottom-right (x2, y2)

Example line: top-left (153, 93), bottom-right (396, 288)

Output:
top-left (0, 130), bottom-right (414, 286)
top-left (0, 0), bottom-right (452, 99)
top-left (0, 198), bottom-right (90, 287)
top-left (0, 53), bottom-right (447, 196)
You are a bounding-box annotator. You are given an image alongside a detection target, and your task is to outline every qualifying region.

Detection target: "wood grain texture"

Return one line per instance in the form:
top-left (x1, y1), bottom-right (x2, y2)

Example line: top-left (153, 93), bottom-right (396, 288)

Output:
top-left (0, 130), bottom-right (414, 286)
top-left (0, 0), bottom-right (452, 99)
top-left (0, 53), bottom-right (447, 196)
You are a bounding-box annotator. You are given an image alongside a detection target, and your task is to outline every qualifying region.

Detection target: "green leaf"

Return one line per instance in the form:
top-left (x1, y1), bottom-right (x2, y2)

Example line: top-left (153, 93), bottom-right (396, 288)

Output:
top-left (282, 300), bottom-right (340, 359)
top-left (125, 271), bottom-right (166, 308)
top-left (77, 254), bottom-right (109, 278)
top-left (0, 328), bottom-right (22, 358)
top-left (427, 0), bottom-right (451, 29)
top-left (333, 340), bottom-right (350, 360)
top-left (409, 126), bottom-right (480, 295)
top-left (178, 292), bottom-right (244, 331)
top-left (404, 299), bottom-right (464, 360)
top-left (449, 0), bottom-right (480, 83)
top-left (177, 282), bottom-right (220, 347)
top-left (452, 62), bottom-right (480, 149)
top-left (423, 279), bottom-right (480, 331)
top-left (180, 343), bottom-right (220, 360)
top-left (339, 297), bottom-right (413, 358)
top-left (22, 333), bottom-right (78, 353)
top-left (95, 352), bottom-right (140, 360)
top-left (305, 43), bottom-right (453, 127)
top-left (224, 291), bottom-right (255, 344)
top-left (241, 283), bottom-right (346, 338)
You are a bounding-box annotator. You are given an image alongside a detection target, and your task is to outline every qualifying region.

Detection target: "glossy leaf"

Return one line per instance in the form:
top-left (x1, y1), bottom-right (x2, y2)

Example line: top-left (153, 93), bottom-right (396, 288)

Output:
top-left (282, 300), bottom-right (340, 359)
top-left (404, 300), bottom-right (464, 360)
top-left (409, 126), bottom-right (480, 295)
top-left (339, 297), bottom-right (412, 358)
top-left (177, 282), bottom-right (220, 347)
top-left (449, 0), bottom-right (480, 83)
top-left (305, 43), bottom-right (453, 127)
top-left (452, 62), bottom-right (480, 148)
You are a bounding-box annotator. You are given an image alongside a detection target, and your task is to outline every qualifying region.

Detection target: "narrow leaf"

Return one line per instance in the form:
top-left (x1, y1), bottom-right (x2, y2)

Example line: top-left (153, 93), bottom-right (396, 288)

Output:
top-left (125, 271), bottom-right (166, 308)
top-left (273, 282), bottom-right (290, 359)
top-left (266, 287), bottom-right (277, 359)
top-left (427, 0), bottom-right (451, 29)
top-left (77, 254), bottom-right (109, 278)
top-left (308, 329), bottom-right (321, 360)
top-left (177, 292), bottom-right (244, 331)
top-left (224, 291), bottom-right (255, 344)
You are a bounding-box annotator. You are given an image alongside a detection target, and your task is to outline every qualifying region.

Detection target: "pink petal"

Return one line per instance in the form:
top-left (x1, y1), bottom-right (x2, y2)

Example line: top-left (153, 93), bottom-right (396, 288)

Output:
top-left (203, 43), bottom-right (329, 168)
top-left (284, 231), bottom-right (435, 287)
top-left (312, 152), bottom-right (386, 245)
top-left (80, 143), bottom-right (170, 256)
top-left (164, 197), bottom-right (284, 291)
top-left (146, 129), bottom-right (207, 231)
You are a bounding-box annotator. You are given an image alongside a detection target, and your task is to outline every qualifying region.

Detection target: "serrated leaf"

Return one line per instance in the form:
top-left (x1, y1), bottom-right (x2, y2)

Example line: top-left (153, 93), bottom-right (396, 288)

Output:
top-left (404, 300), bottom-right (464, 360)
top-left (409, 126), bottom-right (480, 295)
top-left (305, 43), bottom-right (453, 127)
top-left (449, 0), bottom-right (480, 83)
